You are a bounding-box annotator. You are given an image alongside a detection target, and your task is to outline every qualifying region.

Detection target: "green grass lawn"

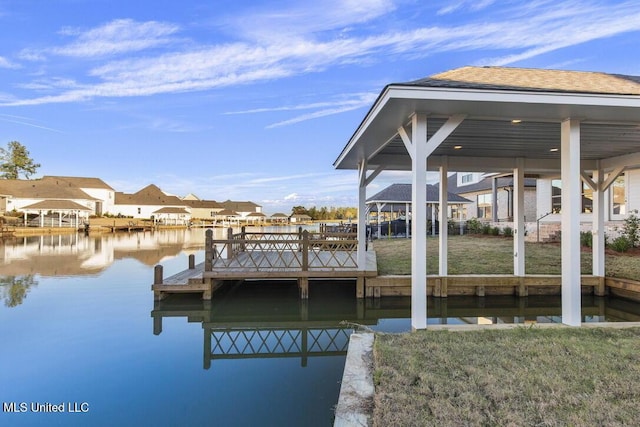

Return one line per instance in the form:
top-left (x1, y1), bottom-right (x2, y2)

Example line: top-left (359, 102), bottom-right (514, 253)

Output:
top-left (373, 326), bottom-right (640, 426)
top-left (372, 235), bottom-right (640, 280)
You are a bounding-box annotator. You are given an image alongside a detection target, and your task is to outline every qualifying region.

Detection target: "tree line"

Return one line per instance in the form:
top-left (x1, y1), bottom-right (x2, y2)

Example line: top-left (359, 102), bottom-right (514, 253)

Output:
top-left (291, 205), bottom-right (358, 221)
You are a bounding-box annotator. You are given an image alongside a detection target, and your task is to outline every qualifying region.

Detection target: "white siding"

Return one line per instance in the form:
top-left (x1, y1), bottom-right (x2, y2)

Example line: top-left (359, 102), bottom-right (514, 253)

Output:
top-left (627, 169), bottom-right (640, 214)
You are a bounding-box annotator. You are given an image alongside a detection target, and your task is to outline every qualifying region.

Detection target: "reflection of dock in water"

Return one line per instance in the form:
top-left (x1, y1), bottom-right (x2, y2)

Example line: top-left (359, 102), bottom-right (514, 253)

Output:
top-left (151, 282), bottom-right (370, 369)
top-left (151, 286), bottom-right (640, 369)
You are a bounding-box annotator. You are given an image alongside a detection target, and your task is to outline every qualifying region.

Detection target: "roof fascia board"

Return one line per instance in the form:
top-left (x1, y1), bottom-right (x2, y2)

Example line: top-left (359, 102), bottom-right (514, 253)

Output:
top-left (387, 85), bottom-right (640, 108)
top-left (334, 86), bottom-right (393, 168)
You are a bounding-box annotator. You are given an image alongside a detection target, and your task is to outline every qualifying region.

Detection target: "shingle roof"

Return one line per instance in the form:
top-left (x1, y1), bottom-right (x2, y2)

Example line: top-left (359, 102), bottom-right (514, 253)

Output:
top-left (181, 199), bottom-right (223, 209)
top-left (222, 200), bottom-right (261, 212)
top-left (216, 208), bottom-right (239, 216)
top-left (445, 173), bottom-right (537, 195)
top-left (21, 199), bottom-right (92, 211)
top-left (153, 207), bottom-right (190, 214)
top-left (404, 66), bottom-right (640, 95)
top-left (43, 176), bottom-right (115, 191)
top-left (115, 184), bottom-right (184, 206)
top-left (0, 177), bottom-right (96, 200)
top-left (367, 183), bottom-right (471, 204)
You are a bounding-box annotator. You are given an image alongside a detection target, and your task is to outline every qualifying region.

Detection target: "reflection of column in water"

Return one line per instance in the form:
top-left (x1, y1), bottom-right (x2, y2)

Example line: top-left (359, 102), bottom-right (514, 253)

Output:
top-left (204, 327), bottom-right (211, 370)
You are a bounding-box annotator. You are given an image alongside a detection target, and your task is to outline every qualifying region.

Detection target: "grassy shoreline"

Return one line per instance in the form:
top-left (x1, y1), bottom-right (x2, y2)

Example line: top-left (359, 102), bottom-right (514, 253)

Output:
top-left (372, 235), bottom-right (640, 280)
top-left (369, 235), bottom-right (640, 426)
top-left (373, 326), bottom-right (640, 426)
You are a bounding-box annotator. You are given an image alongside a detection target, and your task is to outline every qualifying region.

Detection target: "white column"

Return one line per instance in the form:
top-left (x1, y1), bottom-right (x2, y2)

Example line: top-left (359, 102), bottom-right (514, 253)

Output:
top-left (357, 161), bottom-right (367, 271)
top-left (376, 202), bottom-right (383, 239)
top-left (439, 159), bottom-right (448, 276)
top-left (514, 158), bottom-right (525, 276)
top-left (593, 164), bottom-right (605, 277)
top-left (405, 202), bottom-right (410, 238)
top-left (561, 118), bottom-right (582, 326)
top-left (411, 113), bottom-right (428, 330)
top-left (431, 205), bottom-right (436, 235)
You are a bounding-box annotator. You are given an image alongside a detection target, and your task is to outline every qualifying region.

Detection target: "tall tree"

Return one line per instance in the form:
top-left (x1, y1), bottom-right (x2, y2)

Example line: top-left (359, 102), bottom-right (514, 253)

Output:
top-left (0, 141), bottom-right (40, 179)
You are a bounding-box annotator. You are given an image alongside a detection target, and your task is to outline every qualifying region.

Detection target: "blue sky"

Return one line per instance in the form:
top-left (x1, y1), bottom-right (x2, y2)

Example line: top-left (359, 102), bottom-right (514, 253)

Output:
top-left (1, 0), bottom-right (639, 214)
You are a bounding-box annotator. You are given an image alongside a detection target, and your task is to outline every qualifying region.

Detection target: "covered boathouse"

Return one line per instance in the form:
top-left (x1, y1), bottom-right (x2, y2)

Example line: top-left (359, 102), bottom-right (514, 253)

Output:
top-left (334, 66), bottom-right (640, 330)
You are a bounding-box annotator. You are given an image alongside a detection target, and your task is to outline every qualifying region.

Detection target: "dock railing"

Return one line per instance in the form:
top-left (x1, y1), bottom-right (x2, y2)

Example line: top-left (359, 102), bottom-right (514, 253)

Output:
top-left (204, 227), bottom-right (358, 272)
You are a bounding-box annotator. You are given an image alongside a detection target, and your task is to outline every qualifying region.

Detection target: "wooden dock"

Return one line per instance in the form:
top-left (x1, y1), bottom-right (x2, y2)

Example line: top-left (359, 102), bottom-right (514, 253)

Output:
top-left (152, 227), bottom-right (377, 300)
top-left (152, 227), bottom-right (640, 302)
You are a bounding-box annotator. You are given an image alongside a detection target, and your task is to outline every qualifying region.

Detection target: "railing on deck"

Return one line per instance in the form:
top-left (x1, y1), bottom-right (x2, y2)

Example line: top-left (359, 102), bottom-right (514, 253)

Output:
top-left (204, 226), bottom-right (358, 272)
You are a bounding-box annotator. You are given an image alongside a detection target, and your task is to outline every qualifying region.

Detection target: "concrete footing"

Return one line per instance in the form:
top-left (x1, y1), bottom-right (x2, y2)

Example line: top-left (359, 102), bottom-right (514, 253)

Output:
top-left (334, 333), bottom-right (374, 427)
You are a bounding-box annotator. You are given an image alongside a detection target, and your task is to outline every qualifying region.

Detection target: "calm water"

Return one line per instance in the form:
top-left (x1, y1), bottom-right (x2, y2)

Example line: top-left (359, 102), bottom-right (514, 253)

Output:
top-left (1, 228), bottom-right (640, 426)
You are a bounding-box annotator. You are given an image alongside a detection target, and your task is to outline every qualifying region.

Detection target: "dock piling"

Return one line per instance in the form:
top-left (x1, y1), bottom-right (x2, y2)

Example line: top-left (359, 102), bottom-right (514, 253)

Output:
top-left (154, 265), bottom-right (163, 284)
top-left (189, 254), bottom-right (195, 269)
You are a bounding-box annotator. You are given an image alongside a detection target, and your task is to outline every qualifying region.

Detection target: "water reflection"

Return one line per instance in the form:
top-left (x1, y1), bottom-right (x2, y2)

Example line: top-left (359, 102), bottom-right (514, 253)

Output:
top-left (152, 282), bottom-right (640, 369)
top-left (0, 229), bottom-right (207, 277)
top-left (0, 275), bottom-right (38, 307)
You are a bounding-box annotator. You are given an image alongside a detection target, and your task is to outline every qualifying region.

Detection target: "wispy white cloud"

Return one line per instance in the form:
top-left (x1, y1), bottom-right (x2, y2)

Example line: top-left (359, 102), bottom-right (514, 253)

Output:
top-left (437, 0), bottom-right (497, 15)
top-left (54, 19), bottom-right (180, 57)
top-left (0, 56), bottom-right (20, 69)
top-left (0, 113), bottom-right (63, 133)
top-left (226, 92), bottom-right (378, 128)
top-left (3, 1), bottom-right (640, 108)
top-left (223, 0), bottom-right (397, 42)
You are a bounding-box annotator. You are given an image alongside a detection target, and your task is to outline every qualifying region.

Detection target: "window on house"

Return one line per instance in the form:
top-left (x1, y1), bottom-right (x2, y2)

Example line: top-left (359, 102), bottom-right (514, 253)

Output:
top-left (477, 193), bottom-right (492, 218)
top-left (551, 179), bottom-right (594, 214)
top-left (611, 173), bottom-right (626, 216)
top-left (461, 173), bottom-right (474, 184)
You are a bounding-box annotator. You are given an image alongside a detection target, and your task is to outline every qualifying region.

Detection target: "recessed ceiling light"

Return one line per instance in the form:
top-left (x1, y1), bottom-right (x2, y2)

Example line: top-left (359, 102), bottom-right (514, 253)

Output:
top-left (550, 148), bottom-right (559, 152)
top-left (453, 145), bottom-right (463, 150)
top-left (511, 119), bottom-right (522, 124)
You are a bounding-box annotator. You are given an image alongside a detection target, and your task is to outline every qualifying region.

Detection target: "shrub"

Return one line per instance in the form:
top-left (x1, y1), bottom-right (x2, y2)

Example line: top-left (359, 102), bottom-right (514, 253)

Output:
top-left (482, 224), bottom-right (492, 235)
top-left (609, 236), bottom-right (632, 253)
top-left (466, 218), bottom-right (482, 234)
top-left (580, 231), bottom-right (593, 248)
top-left (490, 226), bottom-right (500, 236)
top-left (622, 210), bottom-right (640, 247)
top-left (503, 226), bottom-right (513, 237)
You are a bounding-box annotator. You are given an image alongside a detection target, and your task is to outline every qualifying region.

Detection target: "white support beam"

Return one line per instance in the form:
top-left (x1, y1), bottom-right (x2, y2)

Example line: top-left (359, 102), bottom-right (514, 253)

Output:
top-left (592, 163), bottom-right (605, 277)
top-left (427, 114), bottom-right (467, 154)
top-left (405, 202), bottom-right (410, 238)
top-left (561, 118), bottom-right (582, 326)
top-left (514, 158), bottom-right (525, 276)
top-left (601, 166), bottom-right (625, 192)
top-left (439, 158), bottom-right (448, 276)
top-left (425, 114), bottom-right (466, 158)
top-left (364, 165), bottom-right (385, 187)
top-left (410, 113), bottom-right (428, 330)
top-left (398, 124), bottom-right (413, 155)
top-left (580, 171), bottom-right (596, 191)
top-left (375, 202), bottom-right (386, 240)
top-left (357, 161), bottom-right (368, 271)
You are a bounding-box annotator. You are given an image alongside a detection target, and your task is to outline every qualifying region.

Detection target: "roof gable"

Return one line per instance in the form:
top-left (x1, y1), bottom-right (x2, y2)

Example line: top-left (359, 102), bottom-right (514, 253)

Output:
top-left (115, 184), bottom-right (184, 206)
